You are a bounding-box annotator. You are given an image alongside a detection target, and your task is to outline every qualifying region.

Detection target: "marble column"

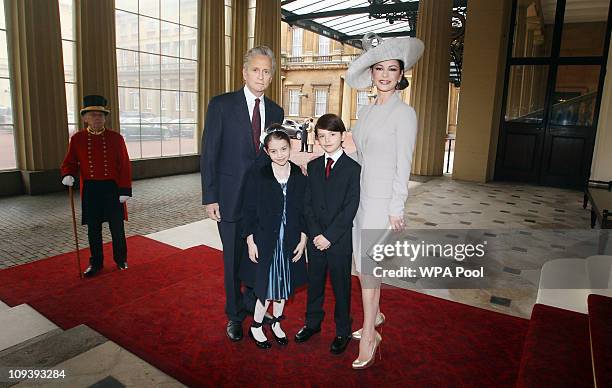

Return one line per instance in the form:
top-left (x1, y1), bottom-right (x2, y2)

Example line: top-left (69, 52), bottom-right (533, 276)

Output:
top-left (410, 0), bottom-right (453, 176)
top-left (199, 0), bottom-right (226, 151)
top-left (5, 0), bottom-right (68, 189)
top-left (76, 0), bottom-right (120, 132)
top-left (254, 0), bottom-right (281, 103)
top-left (453, 0), bottom-right (513, 182)
top-left (231, 0), bottom-right (249, 91)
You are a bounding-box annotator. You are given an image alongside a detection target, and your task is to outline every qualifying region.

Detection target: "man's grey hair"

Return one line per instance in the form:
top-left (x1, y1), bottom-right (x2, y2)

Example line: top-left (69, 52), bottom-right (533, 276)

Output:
top-left (243, 46), bottom-right (276, 74)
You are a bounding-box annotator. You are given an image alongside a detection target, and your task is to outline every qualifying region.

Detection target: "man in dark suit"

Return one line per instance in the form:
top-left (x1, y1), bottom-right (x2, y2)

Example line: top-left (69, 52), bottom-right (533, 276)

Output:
top-left (295, 113), bottom-right (361, 355)
top-left (201, 46), bottom-right (284, 342)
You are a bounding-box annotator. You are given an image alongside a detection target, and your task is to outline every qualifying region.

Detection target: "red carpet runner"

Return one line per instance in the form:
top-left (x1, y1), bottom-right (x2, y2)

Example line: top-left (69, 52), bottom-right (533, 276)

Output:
top-left (0, 239), bottom-right (529, 387)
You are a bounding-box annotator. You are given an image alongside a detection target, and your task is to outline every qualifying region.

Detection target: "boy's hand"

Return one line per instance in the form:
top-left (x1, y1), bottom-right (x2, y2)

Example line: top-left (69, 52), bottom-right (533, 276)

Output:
top-left (246, 234), bottom-right (259, 263)
top-left (292, 233), bottom-right (308, 262)
top-left (206, 203), bottom-right (221, 222)
top-left (313, 234), bottom-right (331, 251)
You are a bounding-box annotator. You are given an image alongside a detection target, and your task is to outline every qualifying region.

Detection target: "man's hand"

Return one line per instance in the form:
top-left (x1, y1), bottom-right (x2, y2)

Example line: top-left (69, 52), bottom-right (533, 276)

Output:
top-left (206, 203), bottom-right (221, 222)
top-left (119, 196), bottom-right (130, 203)
top-left (313, 234), bottom-right (331, 251)
top-left (292, 233), bottom-right (308, 262)
top-left (62, 175), bottom-right (75, 187)
top-left (246, 234), bottom-right (258, 263)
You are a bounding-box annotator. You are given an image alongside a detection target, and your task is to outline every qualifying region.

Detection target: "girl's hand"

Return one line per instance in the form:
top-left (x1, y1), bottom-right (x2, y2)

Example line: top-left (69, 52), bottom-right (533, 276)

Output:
top-left (246, 234), bottom-right (259, 263)
top-left (292, 233), bottom-right (308, 262)
top-left (389, 215), bottom-right (405, 231)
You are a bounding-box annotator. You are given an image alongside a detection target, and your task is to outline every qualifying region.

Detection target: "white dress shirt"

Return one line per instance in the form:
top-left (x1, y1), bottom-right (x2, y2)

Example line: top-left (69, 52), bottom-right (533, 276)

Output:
top-left (324, 148), bottom-right (344, 170)
top-left (243, 86), bottom-right (266, 144)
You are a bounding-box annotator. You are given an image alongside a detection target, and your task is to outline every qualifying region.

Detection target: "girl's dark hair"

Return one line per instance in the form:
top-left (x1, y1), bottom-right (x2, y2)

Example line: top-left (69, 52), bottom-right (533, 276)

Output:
top-left (371, 59), bottom-right (409, 90)
top-left (315, 113), bottom-right (346, 135)
top-left (263, 123), bottom-right (291, 149)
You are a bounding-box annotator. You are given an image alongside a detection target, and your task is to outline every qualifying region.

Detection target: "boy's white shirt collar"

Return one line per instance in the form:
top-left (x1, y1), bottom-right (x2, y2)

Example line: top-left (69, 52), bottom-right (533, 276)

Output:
top-left (324, 148), bottom-right (344, 167)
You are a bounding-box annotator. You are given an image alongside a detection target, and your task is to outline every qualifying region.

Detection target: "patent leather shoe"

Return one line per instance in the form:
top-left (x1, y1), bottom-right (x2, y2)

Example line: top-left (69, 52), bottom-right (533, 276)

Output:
top-left (226, 320), bottom-right (243, 342)
top-left (330, 335), bottom-right (351, 354)
top-left (294, 326), bottom-right (321, 343)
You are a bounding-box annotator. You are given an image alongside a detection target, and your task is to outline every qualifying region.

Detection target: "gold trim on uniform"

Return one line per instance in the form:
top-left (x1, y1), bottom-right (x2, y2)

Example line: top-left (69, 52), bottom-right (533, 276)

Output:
top-left (86, 126), bottom-right (106, 136)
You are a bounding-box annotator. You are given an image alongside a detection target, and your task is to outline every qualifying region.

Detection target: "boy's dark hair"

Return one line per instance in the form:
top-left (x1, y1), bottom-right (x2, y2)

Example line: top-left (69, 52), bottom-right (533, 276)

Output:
top-left (315, 113), bottom-right (346, 136)
top-left (263, 123), bottom-right (291, 149)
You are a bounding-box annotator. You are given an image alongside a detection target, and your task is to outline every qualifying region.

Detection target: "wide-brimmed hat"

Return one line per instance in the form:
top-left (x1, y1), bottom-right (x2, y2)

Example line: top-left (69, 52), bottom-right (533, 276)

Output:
top-left (346, 34), bottom-right (425, 89)
top-left (80, 95), bottom-right (110, 115)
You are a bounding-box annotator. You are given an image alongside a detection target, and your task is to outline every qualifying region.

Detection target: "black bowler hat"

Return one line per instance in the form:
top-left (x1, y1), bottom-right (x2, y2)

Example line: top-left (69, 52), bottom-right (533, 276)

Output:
top-left (80, 95), bottom-right (110, 115)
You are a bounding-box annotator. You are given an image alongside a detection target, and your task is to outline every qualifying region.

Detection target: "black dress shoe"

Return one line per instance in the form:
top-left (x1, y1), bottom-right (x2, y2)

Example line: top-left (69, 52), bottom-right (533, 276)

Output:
top-left (294, 326), bottom-right (321, 343)
top-left (330, 335), bottom-right (351, 354)
top-left (117, 262), bottom-right (128, 270)
top-left (83, 265), bottom-right (102, 278)
top-left (270, 315), bottom-right (288, 345)
top-left (226, 320), bottom-right (243, 342)
top-left (248, 323), bottom-right (272, 349)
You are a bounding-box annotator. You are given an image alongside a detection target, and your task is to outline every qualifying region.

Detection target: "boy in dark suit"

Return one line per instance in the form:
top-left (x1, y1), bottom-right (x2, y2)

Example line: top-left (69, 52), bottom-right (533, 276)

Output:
top-left (295, 114), bottom-right (361, 354)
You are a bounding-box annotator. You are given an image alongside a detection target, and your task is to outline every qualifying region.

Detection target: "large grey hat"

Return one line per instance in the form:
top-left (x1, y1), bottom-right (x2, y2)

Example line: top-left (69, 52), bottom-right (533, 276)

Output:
top-left (346, 34), bottom-right (425, 89)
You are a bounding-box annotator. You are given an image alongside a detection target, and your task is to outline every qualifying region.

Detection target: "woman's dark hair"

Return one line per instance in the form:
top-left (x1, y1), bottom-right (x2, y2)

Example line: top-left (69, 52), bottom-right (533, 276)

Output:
top-left (263, 123), bottom-right (291, 149)
top-left (315, 113), bottom-right (346, 135)
top-left (370, 59), bottom-right (409, 90)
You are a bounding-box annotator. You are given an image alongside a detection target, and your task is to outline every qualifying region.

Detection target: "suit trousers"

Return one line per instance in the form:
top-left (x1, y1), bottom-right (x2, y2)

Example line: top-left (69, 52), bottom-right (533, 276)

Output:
top-left (88, 210), bottom-right (127, 267)
top-left (305, 248), bottom-right (352, 336)
top-left (218, 220), bottom-right (256, 322)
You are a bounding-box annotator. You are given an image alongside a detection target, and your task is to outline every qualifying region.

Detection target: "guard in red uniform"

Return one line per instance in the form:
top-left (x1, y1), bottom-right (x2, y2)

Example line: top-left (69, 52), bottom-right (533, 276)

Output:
top-left (61, 95), bottom-right (132, 278)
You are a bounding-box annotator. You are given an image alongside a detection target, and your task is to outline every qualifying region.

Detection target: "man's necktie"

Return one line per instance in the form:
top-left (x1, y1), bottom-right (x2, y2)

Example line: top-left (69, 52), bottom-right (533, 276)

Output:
top-left (252, 98), bottom-right (261, 154)
top-left (325, 157), bottom-right (333, 179)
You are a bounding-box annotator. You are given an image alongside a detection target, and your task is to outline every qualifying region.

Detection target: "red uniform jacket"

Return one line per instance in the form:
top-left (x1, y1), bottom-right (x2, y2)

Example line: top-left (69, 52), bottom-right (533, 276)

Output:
top-left (61, 129), bottom-right (132, 216)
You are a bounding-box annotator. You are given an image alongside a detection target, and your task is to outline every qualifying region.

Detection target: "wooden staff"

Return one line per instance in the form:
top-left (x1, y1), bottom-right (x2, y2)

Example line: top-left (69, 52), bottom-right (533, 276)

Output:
top-left (69, 185), bottom-right (83, 279)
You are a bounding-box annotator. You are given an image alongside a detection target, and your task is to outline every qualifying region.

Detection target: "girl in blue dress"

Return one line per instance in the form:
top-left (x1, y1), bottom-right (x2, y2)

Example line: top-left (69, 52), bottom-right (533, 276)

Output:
top-left (240, 125), bottom-right (308, 349)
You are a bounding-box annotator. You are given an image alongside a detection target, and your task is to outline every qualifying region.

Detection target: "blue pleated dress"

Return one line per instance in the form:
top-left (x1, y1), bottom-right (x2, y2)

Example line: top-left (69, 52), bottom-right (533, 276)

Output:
top-left (267, 180), bottom-right (291, 300)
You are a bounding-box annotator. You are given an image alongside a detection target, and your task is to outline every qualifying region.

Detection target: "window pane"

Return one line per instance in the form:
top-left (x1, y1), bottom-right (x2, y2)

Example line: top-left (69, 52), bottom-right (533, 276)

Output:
top-left (180, 123), bottom-right (197, 154)
top-left (62, 41), bottom-right (76, 82)
top-left (65, 82), bottom-right (77, 125)
top-left (161, 91), bottom-right (179, 119)
top-left (119, 87), bottom-right (140, 120)
top-left (0, 78), bottom-right (13, 125)
top-left (0, 31), bottom-right (9, 78)
top-left (59, 0), bottom-right (74, 41)
top-left (560, 2), bottom-right (609, 57)
top-left (140, 16), bottom-right (160, 54)
top-left (140, 53), bottom-right (160, 88)
top-left (140, 0), bottom-right (159, 18)
top-left (180, 92), bottom-right (196, 122)
top-left (505, 65), bottom-right (549, 123)
top-left (161, 0), bottom-right (180, 23)
top-left (512, 0), bottom-right (555, 58)
top-left (550, 65), bottom-right (600, 126)
top-left (180, 26), bottom-right (198, 60)
top-left (180, 0), bottom-right (198, 28)
top-left (161, 21), bottom-right (180, 57)
top-left (0, 125), bottom-right (16, 170)
top-left (162, 123), bottom-right (179, 156)
top-left (116, 0), bottom-right (138, 13)
top-left (117, 49), bottom-right (139, 87)
top-left (141, 89), bottom-right (161, 119)
top-left (292, 28), bottom-right (303, 57)
top-left (161, 56), bottom-right (180, 90)
top-left (141, 135), bottom-right (162, 158)
top-left (180, 59), bottom-right (197, 91)
top-left (116, 11), bottom-right (139, 51)
top-left (0, 0), bottom-right (5, 30)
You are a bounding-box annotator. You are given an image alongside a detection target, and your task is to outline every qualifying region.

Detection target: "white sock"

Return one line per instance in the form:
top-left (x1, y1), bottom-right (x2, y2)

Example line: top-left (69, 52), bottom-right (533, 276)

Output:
top-left (252, 299), bottom-right (270, 342)
top-left (271, 300), bottom-right (286, 338)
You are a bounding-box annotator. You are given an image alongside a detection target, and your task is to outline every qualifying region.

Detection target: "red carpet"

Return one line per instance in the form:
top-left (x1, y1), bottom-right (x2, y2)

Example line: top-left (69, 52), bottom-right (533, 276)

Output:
top-left (588, 294), bottom-right (612, 388)
top-left (0, 240), bottom-right (530, 387)
top-left (0, 235), bottom-right (180, 307)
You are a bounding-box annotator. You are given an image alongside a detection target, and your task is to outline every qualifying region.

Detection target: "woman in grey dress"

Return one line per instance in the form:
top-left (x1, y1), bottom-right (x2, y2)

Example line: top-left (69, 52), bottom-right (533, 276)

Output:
top-left (345, 35), bottom-right (424, 369)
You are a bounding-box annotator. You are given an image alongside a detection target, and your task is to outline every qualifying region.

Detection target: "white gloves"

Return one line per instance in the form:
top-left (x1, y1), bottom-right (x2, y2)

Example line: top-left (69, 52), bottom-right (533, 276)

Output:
top-left (119, 195), bottom-right (130, 203)
top-left (62, 175), bottom-right (75, 186)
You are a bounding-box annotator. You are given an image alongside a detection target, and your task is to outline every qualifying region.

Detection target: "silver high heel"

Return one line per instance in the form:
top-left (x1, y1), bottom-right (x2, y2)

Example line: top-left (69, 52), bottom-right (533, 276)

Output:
top-left (352, 312), bottom-right (385, 340)
top-left (351, 331), bottom-right (382, 370)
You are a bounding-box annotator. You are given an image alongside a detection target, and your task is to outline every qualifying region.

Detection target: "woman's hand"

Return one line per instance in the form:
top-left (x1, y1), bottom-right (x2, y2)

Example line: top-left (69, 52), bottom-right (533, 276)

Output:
top-left (389, 215), bottom-right (405, 231)
top-left (292, 233), bottom-right (308, 262)
top-left (246, 234), bottom-right (259, 263)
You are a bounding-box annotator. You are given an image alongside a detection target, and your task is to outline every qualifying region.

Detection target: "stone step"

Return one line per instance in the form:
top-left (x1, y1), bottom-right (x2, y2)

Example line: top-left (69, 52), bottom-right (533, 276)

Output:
top-left (13, 341), bottom-right (185, 387)
top-left (0, 300), bottom-right (9, 312)
top-left (0, 305), bottom-right (58, 353)
top-left (0, 325), bottom-right (107, 387)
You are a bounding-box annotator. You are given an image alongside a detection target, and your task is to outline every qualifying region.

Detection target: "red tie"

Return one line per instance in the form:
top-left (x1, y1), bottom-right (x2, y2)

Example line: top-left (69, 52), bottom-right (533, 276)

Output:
top-left (325, 157), bottom-right (333, 179)
top-left (252, 98), bottom-right (261, 154)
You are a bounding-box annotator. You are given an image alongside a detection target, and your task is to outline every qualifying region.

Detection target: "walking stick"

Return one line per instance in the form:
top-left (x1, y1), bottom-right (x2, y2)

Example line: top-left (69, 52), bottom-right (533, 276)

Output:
top-left (69, 186), bottom-right (83, 279)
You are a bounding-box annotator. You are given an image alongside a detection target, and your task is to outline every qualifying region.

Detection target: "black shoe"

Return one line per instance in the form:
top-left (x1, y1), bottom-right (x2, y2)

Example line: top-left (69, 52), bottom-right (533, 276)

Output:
top-left (270, 315), bottom-right (288, 345)
top-left (83, 265), bottom-right (102, 278)
top-left (330, 335), bottom-right (351, 354)
top-left (249, 323), bottom-right (272, 349)
top-left (117, 262), bottom-right (128, 270)
top-left (294, 326), bottom-right (321, 343)
top-left (226, 320), bottom-right (243, 342)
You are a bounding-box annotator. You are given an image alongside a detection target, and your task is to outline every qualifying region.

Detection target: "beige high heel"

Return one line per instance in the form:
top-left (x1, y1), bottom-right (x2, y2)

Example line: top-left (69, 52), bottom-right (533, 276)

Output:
top-left (351, 331), bottom-right (382, 370)
top-left (352, 312), bottom-right (385, 340)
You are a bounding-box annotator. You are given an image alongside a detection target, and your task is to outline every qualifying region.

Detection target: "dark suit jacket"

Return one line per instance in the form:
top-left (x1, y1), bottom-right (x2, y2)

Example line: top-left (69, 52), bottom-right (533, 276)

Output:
top-left (240, 162), bottom-right (308, 301)
top-left (304, 152), bottom-right (361, 256)
top-left (200, 88), bottom-right (284, 222)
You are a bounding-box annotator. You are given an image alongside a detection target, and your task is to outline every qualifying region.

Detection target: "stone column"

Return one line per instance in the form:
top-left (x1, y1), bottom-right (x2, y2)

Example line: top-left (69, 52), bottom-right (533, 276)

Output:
top-left (231, 0), bottom-right (248, 91)
top-left (254, 0), bottom-right (281, 103)
top-left (5, 0), bottom-right (69, 193)
top-left (591, 38), bottom-right (612, 181)
top-left (76, 0), bottom-right (120, 132)
top-left (410, 0), bottom-right (453, 176)
top-left (199, 0), bottom-right (226, 151)
top-left (453, 0), bottom-right (513, 182)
